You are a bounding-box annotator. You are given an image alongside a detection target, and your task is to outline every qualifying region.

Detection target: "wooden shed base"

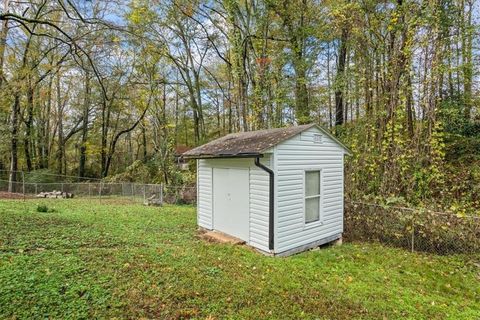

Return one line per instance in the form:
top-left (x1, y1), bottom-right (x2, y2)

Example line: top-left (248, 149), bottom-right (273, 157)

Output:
top-left (200, 230), bottom-right (246, 245)
top-left (273, 233), bottom-right (343, 257)
top-left (198, 228), bottom-right (341, 256)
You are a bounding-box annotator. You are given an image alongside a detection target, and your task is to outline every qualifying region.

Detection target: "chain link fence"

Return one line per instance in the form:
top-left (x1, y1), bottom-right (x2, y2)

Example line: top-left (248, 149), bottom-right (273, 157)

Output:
top-left (0, 170), bottom-right (198, 205)
top-left (1, 169), bottom-right (477, 256)
top-left (344, 201), bottom-right (480, 255)
top-left (0, 179), bottom-right (164, 204)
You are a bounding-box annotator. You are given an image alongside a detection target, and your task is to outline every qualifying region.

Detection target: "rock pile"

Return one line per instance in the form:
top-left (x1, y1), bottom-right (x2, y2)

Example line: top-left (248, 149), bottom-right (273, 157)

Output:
top-left (36, 191), bottom-right (74, 199)
top-left (144, 194), bottom-right (162, 206)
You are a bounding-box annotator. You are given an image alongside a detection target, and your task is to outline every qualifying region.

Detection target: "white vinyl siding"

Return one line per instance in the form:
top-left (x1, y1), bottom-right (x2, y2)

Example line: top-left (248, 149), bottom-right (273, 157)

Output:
top-left (249, 157), bottom-right (271, 251)
top-left (274, 127), bottom-right (344, 254)
top-left (196, 156), bottom-right (272, 252)
top-left (197, 159), bottom-right (213, 229)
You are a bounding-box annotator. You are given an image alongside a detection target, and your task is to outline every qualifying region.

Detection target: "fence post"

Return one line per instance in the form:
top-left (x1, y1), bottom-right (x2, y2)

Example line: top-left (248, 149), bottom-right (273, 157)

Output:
top-left (22, 171), bottom-right (25, 201)
top-left (131, 183), bottom-right (135, 202)
top-left (143, 184), bottom-right (146, 204)
top-left (411, 212), bottom-right (415, 253)
top-left (160, 183), bottom-right (163, 205)
top-left (34, 183), bottom-right (37, 195)
top-left (88, 183), bottom-right (91, 197)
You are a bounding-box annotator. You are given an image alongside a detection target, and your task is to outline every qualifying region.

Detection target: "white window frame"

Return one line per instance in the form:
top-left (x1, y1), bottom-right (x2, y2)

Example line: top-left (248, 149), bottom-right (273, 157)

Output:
top-left (303, 169), bottom-right (323, 228)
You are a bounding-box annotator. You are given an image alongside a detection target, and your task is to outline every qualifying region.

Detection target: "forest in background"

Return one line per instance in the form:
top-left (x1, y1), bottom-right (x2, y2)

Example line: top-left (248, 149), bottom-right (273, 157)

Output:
top-left (0, 0), bottom-right (479, 213)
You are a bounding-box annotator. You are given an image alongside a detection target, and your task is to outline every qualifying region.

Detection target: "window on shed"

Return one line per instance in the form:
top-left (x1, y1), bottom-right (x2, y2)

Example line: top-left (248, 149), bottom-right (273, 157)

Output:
top-left (305, 170), bottom-right (321, 223)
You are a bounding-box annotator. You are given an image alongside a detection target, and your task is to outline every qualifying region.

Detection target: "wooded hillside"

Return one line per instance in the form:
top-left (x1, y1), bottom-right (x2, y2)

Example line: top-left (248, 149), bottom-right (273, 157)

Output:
top-left (0, 0), bottom-right (478, 211)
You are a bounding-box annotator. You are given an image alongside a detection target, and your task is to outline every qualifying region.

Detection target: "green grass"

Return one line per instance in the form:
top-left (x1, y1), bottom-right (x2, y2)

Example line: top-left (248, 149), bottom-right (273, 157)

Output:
top-left (0, 199), bottom-right (478, 319)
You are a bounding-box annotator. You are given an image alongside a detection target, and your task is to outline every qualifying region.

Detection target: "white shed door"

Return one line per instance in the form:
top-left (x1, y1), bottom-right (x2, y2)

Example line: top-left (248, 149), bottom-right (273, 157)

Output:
top-left (213, 168), bottom-right (249, 241)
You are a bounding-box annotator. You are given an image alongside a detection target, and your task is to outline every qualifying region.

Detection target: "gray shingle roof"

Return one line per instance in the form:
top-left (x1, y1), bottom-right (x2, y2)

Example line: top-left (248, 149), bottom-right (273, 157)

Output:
top-left (182, 123), bottom-right (352, 159)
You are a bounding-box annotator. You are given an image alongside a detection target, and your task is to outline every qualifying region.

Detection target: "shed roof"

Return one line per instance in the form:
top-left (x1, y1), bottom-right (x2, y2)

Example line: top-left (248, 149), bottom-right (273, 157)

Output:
top-left (182, 124), bottom-right (351, 159)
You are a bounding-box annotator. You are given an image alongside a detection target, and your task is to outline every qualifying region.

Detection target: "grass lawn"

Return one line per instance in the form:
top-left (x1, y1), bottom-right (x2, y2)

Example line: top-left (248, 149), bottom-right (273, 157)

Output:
top-left (0, 199), bottom-right (478, 319)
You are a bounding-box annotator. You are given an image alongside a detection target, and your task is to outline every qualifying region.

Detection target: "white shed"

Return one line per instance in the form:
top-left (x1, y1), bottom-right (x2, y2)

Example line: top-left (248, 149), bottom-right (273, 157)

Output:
top-left (182, 124), bottom-right (351, 256)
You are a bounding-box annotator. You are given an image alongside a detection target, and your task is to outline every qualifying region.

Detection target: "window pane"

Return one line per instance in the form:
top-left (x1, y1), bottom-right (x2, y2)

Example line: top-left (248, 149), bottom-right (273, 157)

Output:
top-left (305, 197), bottom-right (320, 223)
top-left (305, 171), bottom-right (320, 196)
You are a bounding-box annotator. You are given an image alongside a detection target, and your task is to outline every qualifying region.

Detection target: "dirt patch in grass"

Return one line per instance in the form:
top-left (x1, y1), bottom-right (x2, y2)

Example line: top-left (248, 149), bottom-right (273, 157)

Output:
top-left (0, 192), bottom-right (30, 199)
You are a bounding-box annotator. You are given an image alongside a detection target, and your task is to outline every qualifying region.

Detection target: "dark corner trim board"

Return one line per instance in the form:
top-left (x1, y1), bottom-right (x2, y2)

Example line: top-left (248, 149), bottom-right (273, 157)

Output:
top-left (254, 156), bottom-right (274, 251)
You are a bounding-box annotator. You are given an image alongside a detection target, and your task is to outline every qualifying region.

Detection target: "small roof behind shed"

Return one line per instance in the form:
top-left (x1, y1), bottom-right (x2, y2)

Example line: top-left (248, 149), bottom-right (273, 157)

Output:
top-left (174, 145), bottom-right (192, 156)
top-left (182, 123), bottom-right (351, 159)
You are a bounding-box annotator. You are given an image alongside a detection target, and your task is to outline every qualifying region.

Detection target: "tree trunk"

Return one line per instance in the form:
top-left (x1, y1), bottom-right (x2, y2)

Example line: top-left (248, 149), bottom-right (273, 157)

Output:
top-left (406, 74), bottom-right (414, 138)
top-left (56, 72), bottom-right (64, 175)
top-left (101, 97), bottom-right (112, 177)
top-left (326, 42), bottom-right (333, 128)
top-left (78, 72), bottom-right (90, 178)
top-left (294, 62), bottom-right (309, 124)
top-left (38, 75), bottom-right (53, 169)
top-left (141, 120), bottom-right (147, 161)
top-left (335, 28), bottom-right (348, 126)
top-left (174, 72), bottom-right (179, 145)
top-left (461, 0), bottom-right (473, 121)
top-left (0, 0), bottom-right (9, 90)
top-left (292, 0), bottom-right (309, 124)
top-left (24, 76), bottom-right (34, 171)
top-left (8, 94), bottom-right (20, 192)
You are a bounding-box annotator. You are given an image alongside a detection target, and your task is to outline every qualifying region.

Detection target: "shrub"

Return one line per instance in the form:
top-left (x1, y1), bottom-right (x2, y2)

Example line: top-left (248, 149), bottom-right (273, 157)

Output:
top-left (344, 201), bottom-right (480, 255)
top-left (106, 160), bottom-right (151, 183)
top-left (36, 204), bottom-right (49, 213)
top-left (25, 169), bottom-right (59, 183)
